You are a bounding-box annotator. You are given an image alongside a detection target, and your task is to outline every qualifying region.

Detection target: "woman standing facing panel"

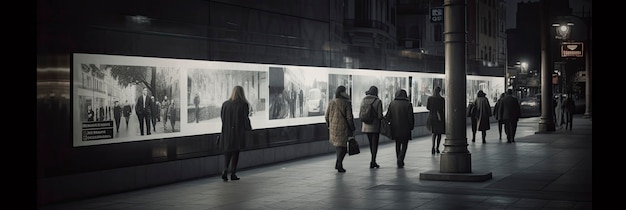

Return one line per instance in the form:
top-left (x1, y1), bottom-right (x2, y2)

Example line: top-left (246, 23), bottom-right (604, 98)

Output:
top-left (220, 86), bottom-right (252, 181)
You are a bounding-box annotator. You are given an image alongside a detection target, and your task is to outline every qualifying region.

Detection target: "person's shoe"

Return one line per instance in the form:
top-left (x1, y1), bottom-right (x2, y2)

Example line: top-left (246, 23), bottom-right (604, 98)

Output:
top-left (230, 173), bottom-right (240, 180)
top-left (221, 171), bottom-right (228, 181)
top-left (472, 138), bottom-right (475, 142)
top-left (370, 162), bottom-right (380, 169)
top-left (431, 148), bottom-right (436, 154)
top-left (337, 168), bottom-right (346, 173)
top-left (436, 149), bottom-right (440, 153)
top-left (482, 140), bottom-right (486, 143)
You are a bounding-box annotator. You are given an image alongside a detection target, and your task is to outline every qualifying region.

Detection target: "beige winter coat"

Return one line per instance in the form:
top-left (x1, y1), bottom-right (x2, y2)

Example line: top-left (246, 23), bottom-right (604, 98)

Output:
top-left (325, 94), bottom-right (355, 147)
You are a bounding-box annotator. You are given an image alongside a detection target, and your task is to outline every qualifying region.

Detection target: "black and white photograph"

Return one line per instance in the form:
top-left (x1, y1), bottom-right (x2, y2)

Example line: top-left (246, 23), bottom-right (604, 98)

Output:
top-left (269, 66), bottom-right (328, 119)
top-left (73, 54), bottom-right (182, 146)
top-left (328, 73), bottom-right (352, 102)
top-left (466, 76), bottom-right (505, 106)
top-left (186, 67), bottom-right (267, 132)
top-left (411, 75), bottom-right (445, 109)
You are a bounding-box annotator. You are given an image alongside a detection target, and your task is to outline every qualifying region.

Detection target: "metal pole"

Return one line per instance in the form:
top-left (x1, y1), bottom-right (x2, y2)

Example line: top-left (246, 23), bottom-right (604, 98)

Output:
top-left (440, 0), bottom-right (471, 173)
top-left (583, 19), bottom-right (592, 119)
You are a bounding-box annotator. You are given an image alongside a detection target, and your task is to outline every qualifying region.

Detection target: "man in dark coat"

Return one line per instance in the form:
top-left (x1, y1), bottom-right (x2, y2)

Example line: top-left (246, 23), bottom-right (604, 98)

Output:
top-left (113, 101), bottom-right (122, 133)
top-left (150, 96), bottom-right (158, 132)
top-left (497, 89), bottom-right (521, 143)
top-left (135, 87), bottom-right (152, 135)
top-left (123, 100), bottom-right (132, 128)
top-left (384, 89), bottom-right (414, 168)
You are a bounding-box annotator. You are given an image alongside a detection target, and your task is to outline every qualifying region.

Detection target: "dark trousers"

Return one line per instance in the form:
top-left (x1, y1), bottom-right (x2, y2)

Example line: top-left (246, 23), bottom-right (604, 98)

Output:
top-left (504, 120), bottom-right (518, 142)
top-left (395, 139), bottom-right (409, 167)
top-left (114, 117), bottom-right (121, 132)
top-left (367, 133), bottom-right (380, 163)
top-left (497, 120), bottom-right (505, 139)
top-left (223, 150), bottom-right (240, 174)
top-left (335, 146), bottom-right (347, 169)
top-left (138, 113), bottom-right (151, 135)
top-left (470, 117), bottom-right (477, 141)
top-left (151, 114), bottom-right (157, 131)
top-left (195, 105), bottom-right (200, 123)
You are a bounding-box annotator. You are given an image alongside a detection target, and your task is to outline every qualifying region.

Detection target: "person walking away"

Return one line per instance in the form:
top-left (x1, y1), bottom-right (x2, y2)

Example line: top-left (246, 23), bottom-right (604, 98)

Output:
top-left (473, 90), bottom-right (491, 143)
top-left (194, 93), bottom-right (201, 123)
top-left (220, 86), bottom-right (252, 181)
top-left (359, 86), bottom-right (383, 168)
top-left (289, 84), bottom-right (297, 118)
top-left (384, 89), bottom-right (414, 168)
top-left (426, 86), bottom-right (445, 154)
top-left (325, 85), bottom-right (355, 173)
top-left (467, 101), bottom-right (478, 142)
top-left (135, 87), bottom-right (152, 135)
top-left (493, 93), bottom-right (506, 140)
top-left (563, 93), bottom-right (576, 131)
top-left (150, 96), bottom-right (158, 132)
top-left (497, 89), bottom-right (521, 143)
top-left (298, 89), bottom-right (304, 117)
top-left (123, 100), bottom-right (131, 128)
top-left (169, 99), bottom-right (177, 132)
top-left (161, 96), bottom-right (170, 131)
top-left (113, 101), bottom-right (122, 133)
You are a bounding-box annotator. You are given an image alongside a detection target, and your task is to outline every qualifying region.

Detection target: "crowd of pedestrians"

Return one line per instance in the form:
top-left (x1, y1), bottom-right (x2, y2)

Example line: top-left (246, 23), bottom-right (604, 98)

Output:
top-left (113, 84), bottom-right (564, 180)
top-left (321, 86), bottom-right (529, 174)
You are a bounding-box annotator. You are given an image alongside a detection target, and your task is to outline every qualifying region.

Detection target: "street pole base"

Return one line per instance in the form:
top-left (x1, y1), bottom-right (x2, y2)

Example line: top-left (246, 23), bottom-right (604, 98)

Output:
top-left (419, 170), bottom-right (493, 182)
top-left (538, 118), bottom-right (556, 133)
top-left (439, 152), bottom-right (472, 173)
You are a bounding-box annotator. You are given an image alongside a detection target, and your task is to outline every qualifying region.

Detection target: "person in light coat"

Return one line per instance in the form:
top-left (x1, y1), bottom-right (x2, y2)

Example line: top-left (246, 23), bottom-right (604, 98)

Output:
top-left (359, 86), bottom-right (384, 169)
top-left (325, 85), bottom-right (355, 173)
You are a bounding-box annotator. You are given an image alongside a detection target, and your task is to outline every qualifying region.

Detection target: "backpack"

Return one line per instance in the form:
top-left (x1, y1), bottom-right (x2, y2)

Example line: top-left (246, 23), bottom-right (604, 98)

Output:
top-left (360, 98), bottom-right (378, 123)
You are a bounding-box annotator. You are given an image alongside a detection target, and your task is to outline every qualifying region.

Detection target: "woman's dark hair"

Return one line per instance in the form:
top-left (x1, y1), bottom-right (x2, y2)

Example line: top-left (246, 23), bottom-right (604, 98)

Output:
top-left (229, 85), bottom-right (249, 105)
top-left (334, 85), bottom-right (347, 98)
top-left (366, 86), bottom-right (378, 96)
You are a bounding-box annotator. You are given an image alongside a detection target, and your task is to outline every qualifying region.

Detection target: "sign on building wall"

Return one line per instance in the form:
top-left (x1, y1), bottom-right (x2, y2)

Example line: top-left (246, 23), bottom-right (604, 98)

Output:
top-left (430, 7), bottom-right (443, 22)
top-left (561, 42), bottom-right (584, 58)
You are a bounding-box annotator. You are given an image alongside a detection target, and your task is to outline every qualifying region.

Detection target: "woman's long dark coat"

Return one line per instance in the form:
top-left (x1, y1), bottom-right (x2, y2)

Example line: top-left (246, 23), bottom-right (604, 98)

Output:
top-left (426, 95), bottom-right (445, 134)
top-left (385, 90), bottom-right (414, 141)
top-left (474, 95), bottom-right (492, 131)
top-left (221, 99), bottom-right (251, 152)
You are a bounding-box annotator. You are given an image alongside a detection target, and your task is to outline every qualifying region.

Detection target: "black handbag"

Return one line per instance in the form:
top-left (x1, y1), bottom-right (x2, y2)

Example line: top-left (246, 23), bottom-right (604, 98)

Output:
top-left (381, 118), bottom-right (392, 139)
top-left (348, 137), bottom-right (360, 155)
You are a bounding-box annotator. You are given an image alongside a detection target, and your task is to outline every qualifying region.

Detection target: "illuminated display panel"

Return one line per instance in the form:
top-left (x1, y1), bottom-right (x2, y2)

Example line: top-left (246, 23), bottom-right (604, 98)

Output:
top-left (72, 53), bottom-right (504, 147)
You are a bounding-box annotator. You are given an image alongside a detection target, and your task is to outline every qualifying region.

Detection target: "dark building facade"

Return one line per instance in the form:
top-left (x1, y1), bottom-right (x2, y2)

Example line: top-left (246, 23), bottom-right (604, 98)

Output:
top-left (506, 0), bottom-right (589, 99)
top-left (37, 0), bottom-right (506, 206)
